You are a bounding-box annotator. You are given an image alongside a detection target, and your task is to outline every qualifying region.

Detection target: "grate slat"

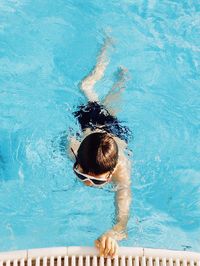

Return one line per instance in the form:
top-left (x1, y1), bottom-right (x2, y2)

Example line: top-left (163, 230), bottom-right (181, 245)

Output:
top-left (106, 258), bottom-right (111, 266)
top-left (114, 256), bottom-right (119, 266)
top-left (142, 257), bottom-right (146, 266)
top-left (128, 256), bottom-right (132, 266)
top-left (20, 259), bottom-right (25, 266)
top-left (85, 256), bottom-right (90, 266)
top-left (176, 258), bottom-right (180, 266)
top-left (71, 256), bottom-right (76, 266)
top-left (162, 258), bottom-right (167, 266)
top-left (36, 257), bottom-right (40, 266)
top-left (6, 260), bottom-right (10, 266)
top-left (92, 256), bottom-right (97, 266)
top-left (50, 257), bottom-right (54, 266)
top-left (27, 258), bottom-right (32, 266)
top-left (135, 256), bottom-right (139, 266)
top-left (78, 256), bottom-right (83, 266)
top-left (148, 257), bottom-right (153, 266)
top-left (182, 259), bottom-right (187, 266)
top-left (64, 256), bottom-right (68, 266)
top-left (190, 261), bottom-right (194, 266)
top-left (120, 256), bottom-right (126, 266)
top-left (169, 258), bottom-right (173, 266)
top-left (155, 257), bottom-right (160, 266)
top-left (99, 257), bottom-right (104, 266)
top-left (43, 257), bottom-right (47, 266)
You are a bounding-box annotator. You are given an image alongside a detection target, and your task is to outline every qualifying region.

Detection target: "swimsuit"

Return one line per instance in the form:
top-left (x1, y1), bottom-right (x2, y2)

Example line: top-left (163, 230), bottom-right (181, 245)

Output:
top-left (73, 101), bottom-right (131, 143)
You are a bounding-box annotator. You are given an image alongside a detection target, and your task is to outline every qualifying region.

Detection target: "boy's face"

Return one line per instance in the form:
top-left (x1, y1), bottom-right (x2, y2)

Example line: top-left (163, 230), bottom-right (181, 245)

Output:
top-left (76, 164), bottom-right (111, 187)
top-left (84, 171), bottom-right (110, 186)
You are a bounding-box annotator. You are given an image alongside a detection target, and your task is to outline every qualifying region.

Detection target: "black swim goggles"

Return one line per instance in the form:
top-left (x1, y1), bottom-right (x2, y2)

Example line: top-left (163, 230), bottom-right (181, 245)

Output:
top-left (71, 148), bottom-right (112, 187)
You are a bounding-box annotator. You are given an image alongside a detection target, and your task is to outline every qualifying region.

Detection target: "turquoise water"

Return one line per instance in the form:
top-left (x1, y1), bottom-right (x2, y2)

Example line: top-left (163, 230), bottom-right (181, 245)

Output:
top-left (0, 0), bottom-right (200, 252)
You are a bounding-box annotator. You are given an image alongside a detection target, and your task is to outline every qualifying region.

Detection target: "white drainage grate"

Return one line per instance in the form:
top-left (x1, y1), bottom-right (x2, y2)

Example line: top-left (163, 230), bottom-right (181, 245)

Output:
top-left (0, 247), bottom-right (199, 266)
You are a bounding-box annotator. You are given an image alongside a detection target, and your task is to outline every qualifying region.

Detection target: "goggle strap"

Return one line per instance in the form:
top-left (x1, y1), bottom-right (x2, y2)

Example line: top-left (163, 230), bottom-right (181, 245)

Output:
top-left (71, 147), bottom-right (78, 160)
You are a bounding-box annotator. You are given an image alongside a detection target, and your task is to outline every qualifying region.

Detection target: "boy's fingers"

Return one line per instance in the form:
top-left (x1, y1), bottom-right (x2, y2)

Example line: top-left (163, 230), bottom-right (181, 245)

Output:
top-left (94, 240), bottom-right (100, 248)
top-left (112, 241), bottom-right (117, 258)
top-left (106, 237), bottom-right (112, 249)
top-left (115, 241), bottom-right (119, 256)
top-left (100, 236), bottom-right (106, 256)
top-left (109, 240), bottom-right (115, 258)
top-left (112, 239), bottom-right (119, 258)
top-left (100, 244), bottom-right (104, 257)
top-left (101, 236), bottom-right (106, 250)
top-left (105, 237), bottom-right (112, 257)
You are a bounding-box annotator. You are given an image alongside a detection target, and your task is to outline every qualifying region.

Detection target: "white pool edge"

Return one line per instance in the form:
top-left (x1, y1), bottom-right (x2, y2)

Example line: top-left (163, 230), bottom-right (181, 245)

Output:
top-left (0, 247), bottom-right (200, 261)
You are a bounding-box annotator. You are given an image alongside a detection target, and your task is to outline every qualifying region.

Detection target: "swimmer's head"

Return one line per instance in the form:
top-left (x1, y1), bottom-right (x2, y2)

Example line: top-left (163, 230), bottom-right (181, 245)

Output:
top-left (76, 132), bottom-right (118, 176)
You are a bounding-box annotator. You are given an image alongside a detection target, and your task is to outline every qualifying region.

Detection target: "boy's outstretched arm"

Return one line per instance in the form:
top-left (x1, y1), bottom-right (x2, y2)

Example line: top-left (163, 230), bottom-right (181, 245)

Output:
top-left (80, 37), bottom-right (112, 102)
top-left (95, 159), bottom-right (132, 258)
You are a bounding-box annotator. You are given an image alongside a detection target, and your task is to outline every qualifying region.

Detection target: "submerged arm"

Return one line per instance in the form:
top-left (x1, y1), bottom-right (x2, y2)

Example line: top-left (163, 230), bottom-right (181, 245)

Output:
top-left (102, 66), bottom-right (129, 116)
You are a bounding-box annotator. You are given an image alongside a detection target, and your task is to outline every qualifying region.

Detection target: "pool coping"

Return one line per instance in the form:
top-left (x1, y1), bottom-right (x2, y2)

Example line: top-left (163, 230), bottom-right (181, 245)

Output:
top-left (0, 247), bottom-right (200, 261)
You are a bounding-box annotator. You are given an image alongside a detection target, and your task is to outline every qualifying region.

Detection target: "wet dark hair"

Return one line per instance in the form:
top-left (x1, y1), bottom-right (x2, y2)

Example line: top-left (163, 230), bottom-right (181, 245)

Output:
top-left (77, 132), bottom-right (118, 175)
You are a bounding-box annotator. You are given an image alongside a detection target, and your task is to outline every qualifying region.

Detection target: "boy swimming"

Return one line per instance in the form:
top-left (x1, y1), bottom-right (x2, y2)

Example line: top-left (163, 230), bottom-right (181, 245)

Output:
top-left (68, 37), bottom-right (132, 258)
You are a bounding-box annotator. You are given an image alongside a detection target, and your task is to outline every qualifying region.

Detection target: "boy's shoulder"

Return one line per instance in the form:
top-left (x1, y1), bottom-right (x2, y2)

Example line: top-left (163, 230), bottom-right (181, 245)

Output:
top-left (112, 151), bottom-right (131, 185)
top-left (113, 135), bottom-right (127, 151)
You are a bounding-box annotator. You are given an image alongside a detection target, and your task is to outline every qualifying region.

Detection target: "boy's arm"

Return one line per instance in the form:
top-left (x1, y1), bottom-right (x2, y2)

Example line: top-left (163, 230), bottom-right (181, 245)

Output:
top-left (80, 37), bottom-right (112, 102)
top-left (106, 157), bottom-right (131, 239)
top-left (95, 158), bottom-right (132, 257)
top-left (107, 181), bottom-right (131, 239)
top-left (80, 37), bottom-right (110, 90)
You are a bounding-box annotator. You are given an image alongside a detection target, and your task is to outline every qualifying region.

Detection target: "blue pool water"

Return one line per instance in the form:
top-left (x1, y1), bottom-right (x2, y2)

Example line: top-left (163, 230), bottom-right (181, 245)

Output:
top-left (0, 0), bottom-right (200, 252)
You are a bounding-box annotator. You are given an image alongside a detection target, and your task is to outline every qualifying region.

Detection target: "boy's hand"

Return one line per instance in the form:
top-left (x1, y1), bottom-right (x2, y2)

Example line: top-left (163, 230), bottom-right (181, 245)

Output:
top-left (95, 235), bottom-right (119, 258)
